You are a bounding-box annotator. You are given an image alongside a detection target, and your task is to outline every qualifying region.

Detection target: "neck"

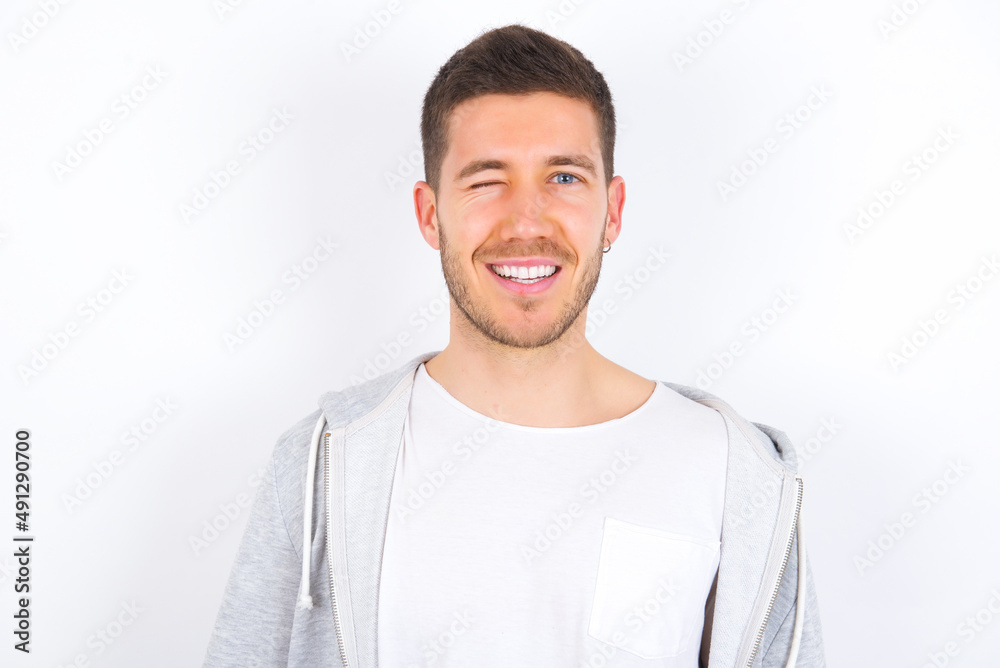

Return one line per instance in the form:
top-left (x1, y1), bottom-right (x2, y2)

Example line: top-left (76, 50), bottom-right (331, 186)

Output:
top-left (424, 307), bottom-right (652, 428)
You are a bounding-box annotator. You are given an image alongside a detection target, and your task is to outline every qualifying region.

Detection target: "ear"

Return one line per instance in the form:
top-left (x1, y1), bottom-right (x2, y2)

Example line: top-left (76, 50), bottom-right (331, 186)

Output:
top-left (604, 175), bottom-right (625, 246)
top-left (414, 180), bottom-right (440, 250)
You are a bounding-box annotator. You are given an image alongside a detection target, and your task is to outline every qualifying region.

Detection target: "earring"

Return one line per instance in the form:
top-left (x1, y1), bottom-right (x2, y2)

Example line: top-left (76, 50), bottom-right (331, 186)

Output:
top-left (602, 241), bottom-right (611, 253)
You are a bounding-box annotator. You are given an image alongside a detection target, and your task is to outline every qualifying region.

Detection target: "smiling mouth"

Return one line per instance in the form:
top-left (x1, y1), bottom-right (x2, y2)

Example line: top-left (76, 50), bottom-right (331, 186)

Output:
top-left (489, 264), bottom-right (560, 284)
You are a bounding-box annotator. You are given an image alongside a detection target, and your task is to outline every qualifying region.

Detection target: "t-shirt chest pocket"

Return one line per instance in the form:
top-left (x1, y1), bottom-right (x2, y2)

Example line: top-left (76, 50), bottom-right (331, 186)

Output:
top-left (587, 517), bottom-right (721, 660)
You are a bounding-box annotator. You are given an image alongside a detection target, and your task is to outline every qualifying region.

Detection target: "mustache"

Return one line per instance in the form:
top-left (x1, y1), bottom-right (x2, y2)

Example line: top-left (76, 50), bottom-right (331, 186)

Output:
top-left (472, 239), bottom-right (577, 264)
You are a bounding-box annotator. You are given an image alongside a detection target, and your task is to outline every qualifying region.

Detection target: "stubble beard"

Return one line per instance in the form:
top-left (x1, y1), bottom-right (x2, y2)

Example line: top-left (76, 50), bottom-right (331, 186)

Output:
top-left (437, 218), bottom-right (605, 351)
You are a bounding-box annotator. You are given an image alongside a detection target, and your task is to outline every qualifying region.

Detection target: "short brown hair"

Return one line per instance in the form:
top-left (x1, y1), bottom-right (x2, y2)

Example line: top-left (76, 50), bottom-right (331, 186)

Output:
top-left (420, 23), bottom-right (616, 193)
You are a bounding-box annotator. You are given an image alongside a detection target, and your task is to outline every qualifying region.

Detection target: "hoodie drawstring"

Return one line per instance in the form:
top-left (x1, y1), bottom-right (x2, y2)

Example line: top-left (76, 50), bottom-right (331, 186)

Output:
top-left (297, 414), bottom-right (326, 610)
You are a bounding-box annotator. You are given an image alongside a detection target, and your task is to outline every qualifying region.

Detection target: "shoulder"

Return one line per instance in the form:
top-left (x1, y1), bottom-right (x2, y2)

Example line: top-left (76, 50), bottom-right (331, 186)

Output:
top-left (319, 351), bottom-right (437, 429)
top-left (263, 352), bottom-right (437, 528)
top-left (263, 408), bottom-right (325, 554)
top-left (651, 382), bottom-right (730, 461)
top-left (657, 380), bottom-right (799, 474)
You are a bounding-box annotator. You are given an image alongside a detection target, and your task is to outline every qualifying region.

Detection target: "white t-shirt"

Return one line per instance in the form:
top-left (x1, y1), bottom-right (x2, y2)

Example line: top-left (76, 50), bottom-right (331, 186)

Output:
top-left (377, 363), bottom-right (728, 667)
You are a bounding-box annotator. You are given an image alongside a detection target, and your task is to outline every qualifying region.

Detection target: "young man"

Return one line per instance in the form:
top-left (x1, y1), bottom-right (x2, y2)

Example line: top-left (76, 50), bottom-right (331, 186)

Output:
top-left (203, 24), bottom-right (825, 668)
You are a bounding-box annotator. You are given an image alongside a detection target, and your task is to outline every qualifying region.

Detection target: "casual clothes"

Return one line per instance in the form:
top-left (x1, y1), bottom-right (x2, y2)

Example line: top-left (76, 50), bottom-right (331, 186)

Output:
top-left (202, 351), bottom-right (825, 667)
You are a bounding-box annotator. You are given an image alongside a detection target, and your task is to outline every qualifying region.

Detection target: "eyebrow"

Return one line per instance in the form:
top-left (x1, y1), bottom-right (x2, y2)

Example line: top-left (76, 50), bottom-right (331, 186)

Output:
top-left (455, 154), bottom-right (598, 182)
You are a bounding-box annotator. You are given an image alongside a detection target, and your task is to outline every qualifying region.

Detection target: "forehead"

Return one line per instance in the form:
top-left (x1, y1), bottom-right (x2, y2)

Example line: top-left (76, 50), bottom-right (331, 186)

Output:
top-left (443, 92), bottom-right (601, 167)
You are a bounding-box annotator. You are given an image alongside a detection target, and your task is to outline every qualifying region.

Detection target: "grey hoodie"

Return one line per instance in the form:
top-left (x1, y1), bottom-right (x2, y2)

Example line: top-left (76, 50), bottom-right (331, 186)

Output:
top-left (203, 351), bottom-right (825, 667)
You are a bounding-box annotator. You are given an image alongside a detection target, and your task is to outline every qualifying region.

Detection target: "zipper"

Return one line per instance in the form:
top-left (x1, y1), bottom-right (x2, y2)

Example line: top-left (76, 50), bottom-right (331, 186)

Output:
top-left (744, 475), bottom-right (803, 667)
top-left (324, 431), bottom-right (349, 667)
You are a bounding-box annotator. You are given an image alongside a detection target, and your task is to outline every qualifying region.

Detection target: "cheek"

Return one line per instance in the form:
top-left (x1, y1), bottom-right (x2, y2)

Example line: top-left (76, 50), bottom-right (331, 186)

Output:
top-left (451, 200), bottom-right (500, 240)
top-left (551, 200), bottom-right (603, 241)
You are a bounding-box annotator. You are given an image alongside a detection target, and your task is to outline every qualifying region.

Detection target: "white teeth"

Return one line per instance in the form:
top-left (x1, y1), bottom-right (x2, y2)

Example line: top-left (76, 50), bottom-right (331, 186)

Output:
top-left (489, 265), bottom-right (558, 277)
top-left (489, 264), bottom-right (558, 283)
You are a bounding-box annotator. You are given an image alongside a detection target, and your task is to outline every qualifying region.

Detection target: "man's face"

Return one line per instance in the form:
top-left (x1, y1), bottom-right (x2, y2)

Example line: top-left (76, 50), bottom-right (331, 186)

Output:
top-left (416, 91), bottom-right (624, 350)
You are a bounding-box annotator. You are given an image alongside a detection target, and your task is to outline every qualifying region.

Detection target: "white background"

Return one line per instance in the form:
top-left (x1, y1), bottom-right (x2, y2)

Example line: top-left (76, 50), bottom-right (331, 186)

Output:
top-left (2, 0), bottom-right (999, 665)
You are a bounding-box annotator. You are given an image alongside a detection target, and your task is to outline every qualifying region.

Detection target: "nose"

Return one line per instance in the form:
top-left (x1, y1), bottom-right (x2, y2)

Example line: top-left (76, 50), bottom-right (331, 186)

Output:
top-left (500, 181), bottom-right (556, 242)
